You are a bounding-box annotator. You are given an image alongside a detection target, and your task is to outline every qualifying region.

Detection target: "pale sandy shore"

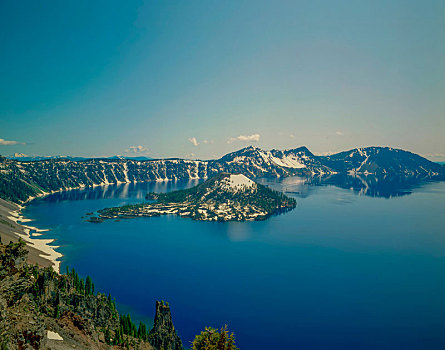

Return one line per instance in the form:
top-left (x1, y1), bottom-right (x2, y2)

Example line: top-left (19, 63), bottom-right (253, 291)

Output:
top-left (0, 197), bottom-right (62, 272)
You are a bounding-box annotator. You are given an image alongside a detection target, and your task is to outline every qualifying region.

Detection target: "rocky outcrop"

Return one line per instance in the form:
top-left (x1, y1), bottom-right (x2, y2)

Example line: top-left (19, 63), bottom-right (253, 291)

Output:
top-left (0, 240), bottom-right (181, 349)
top-left (148, 301), bottom-right (183, 350)
top-left (0, 240), bottom-right (116, 349)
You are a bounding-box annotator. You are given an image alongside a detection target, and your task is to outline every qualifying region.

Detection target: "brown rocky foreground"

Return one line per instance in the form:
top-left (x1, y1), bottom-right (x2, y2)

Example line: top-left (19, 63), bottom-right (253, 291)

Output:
top-left (0, 239), bottom-right (182, 350)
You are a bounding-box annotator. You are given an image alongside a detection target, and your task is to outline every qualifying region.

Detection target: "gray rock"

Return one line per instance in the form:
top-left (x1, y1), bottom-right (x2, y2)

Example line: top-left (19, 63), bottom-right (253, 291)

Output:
top-left (148, 301), bottom-right (182, 350)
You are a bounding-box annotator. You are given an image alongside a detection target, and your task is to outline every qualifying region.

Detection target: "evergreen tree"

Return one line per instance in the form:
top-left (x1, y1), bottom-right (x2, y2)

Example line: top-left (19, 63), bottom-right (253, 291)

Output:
top-left (217, 325), bottom-right (228, 349)
top-left (192, 325), bottom-right (239, 350)
top-left (85, 276), bottom-right (92, 295)
top-left (227, 333), bottom-right (237, 350)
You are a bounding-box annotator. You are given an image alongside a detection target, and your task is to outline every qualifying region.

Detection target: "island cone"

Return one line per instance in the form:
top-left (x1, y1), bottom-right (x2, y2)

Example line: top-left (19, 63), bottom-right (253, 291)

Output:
top-left (97, 173), bottom-right (297, 221)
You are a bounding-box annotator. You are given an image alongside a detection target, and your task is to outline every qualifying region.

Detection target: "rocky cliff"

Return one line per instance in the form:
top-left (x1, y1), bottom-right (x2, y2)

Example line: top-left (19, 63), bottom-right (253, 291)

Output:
top-left (0, 146), bottom-right (443, 204)
top-left (0, 239), bottom-right (181, 350)
top-left (148, 301), bottom-right (183, 350)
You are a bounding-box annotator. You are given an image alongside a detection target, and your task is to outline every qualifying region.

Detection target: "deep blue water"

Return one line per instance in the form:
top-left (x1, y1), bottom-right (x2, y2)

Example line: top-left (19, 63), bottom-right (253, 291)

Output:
top-left (23, 178), bottom-right (445, 349)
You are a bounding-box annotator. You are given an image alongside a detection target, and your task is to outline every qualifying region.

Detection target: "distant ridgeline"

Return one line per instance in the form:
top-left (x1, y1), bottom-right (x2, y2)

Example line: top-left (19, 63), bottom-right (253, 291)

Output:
top-left (0, 146), bottom-right (443, 203)
top-left (96, 173), bottom-right (296, 222)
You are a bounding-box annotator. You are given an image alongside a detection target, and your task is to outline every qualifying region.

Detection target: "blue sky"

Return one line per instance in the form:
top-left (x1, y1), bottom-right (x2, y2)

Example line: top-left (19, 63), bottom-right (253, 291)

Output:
top-left (1, 0), bottom-right (444, 160)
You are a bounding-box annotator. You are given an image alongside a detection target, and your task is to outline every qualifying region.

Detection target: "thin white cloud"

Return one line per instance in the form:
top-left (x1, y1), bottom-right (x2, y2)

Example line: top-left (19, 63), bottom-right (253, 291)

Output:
top-left (125, 145), bottom-right (149, 154)
top-left (0, 138), bottom-right (25, 145)
top-left (336, 131), bottom-right (344, 136)
top-left (188, 137), bottom-right (199, 147)
top-left (227, 134), bottom-right (260, 144)
top-left (289, 134), bottom-right (295, 138)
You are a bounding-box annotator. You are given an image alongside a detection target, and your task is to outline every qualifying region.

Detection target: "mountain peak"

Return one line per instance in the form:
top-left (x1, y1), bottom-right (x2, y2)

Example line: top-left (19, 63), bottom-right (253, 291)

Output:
top-left (238, 145), bottom-right (260, 153)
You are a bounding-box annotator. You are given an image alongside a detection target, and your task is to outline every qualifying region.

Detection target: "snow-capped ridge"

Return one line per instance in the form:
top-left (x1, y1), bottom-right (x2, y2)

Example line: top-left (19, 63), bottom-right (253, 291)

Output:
top-left (1, 145), bottom-right (443, 204)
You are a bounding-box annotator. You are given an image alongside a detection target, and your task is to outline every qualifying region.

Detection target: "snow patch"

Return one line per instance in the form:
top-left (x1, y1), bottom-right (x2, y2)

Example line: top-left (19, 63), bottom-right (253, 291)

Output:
top-left (223, 174), bottom-right (256, 191)
top-left (269, 154), bottom-right (306, 169)
top-left (47, 331), bottom-right (63, 341)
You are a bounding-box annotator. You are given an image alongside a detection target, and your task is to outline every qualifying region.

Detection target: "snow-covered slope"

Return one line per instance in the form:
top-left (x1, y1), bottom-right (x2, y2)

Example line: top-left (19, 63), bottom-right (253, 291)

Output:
top-left (213, 146), bottom-right (331, 178)
top-left (319, 147), bottom-right (443, 177)
top-left (0, 146), bottom-right (443, 203)
top-left (221, 174), bottom-right (256, 192)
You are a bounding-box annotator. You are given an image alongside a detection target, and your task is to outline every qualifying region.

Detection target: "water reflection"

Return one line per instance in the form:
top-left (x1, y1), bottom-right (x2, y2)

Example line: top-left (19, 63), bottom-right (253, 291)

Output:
top-left (39, 175), bottom-right (443, 203)
top-left (256, 176), bottom-right (316, 198)
top-left (259, 174), bottom-right (443, 199)
top-left (309, 174), bottom-right (440, 198)
top-left (226, 222), bottom-right (252, 241)
top-left (41, 179), bottom-right (203, 203)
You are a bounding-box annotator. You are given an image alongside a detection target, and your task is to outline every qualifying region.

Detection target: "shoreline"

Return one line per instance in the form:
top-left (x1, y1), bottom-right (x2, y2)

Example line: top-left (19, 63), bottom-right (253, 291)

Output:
top-left (0, 180), bottom-right (165, 272)
top-left (1, 180), bottom-right (157, 273)
top-left (0, 197), bottom-right (62, 272)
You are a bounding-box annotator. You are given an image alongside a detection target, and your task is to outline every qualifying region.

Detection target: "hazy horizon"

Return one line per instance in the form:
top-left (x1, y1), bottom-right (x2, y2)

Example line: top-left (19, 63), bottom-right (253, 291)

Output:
top-left (1, 1), bottom-right (444, 161)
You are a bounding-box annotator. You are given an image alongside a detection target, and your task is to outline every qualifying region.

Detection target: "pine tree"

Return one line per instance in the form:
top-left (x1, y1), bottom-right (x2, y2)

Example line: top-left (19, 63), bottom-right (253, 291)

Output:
top-left (217, 325), bottom-right (228, 349)
top-left (80, 279), bottom-right (85, 294)
top-left (192, 326), bottom-right (239, 350)
top-left (227, 333), bottom-right (237, 350)
top-left (85, 276), bottom-right (92, 295)
top-left (137, 322), bottom-right (142, 339)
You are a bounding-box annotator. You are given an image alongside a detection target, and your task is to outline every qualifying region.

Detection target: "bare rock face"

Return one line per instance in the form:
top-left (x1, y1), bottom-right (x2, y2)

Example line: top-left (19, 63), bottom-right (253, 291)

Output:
top-left (148, 301), bottom-right (182, 350)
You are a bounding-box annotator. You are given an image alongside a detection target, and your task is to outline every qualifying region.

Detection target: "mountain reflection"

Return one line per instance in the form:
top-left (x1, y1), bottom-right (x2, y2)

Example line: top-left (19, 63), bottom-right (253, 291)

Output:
top-left (258, 174), bottom-right (442, 199)
top-left (41, 179), bottom-right (203, 203)
top-left (39, 174), bottom-right (441, 203)
top-left (308, 174), bottom-right (440, 198)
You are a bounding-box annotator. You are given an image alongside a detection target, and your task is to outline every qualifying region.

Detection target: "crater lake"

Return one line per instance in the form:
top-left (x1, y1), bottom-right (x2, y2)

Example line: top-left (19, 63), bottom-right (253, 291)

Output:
top-left (22, 177), bottom-right (445, 349)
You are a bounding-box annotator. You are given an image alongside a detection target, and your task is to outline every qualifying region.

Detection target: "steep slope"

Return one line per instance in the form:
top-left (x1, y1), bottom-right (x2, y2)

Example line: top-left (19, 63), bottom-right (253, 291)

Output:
top-left (212, 146), bottom-right (331, 178)
top-left (0, 156), bottom-right (210, 203)
top-left (97, 173), bottom-right (296, 221)
top-left (1, 146), bottom-right (443, 203)
top-left (0, 239), bottom-right (183, 349)
top-left (148, 301), bottom-right (182, 350)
